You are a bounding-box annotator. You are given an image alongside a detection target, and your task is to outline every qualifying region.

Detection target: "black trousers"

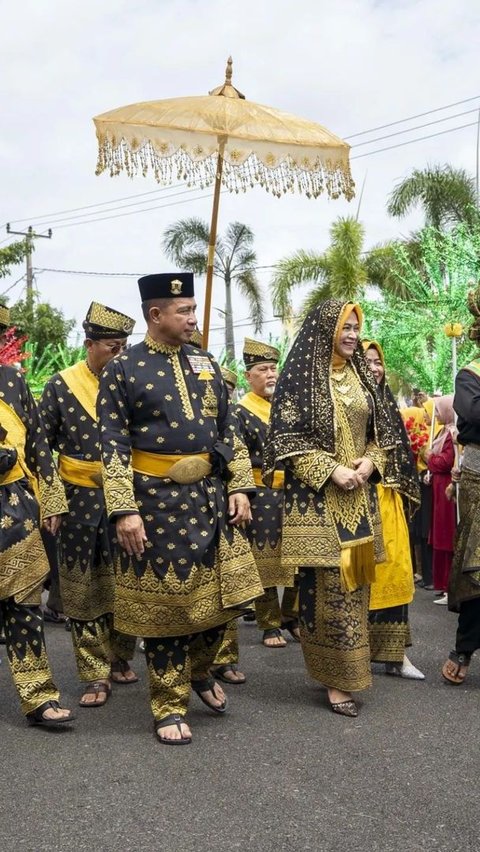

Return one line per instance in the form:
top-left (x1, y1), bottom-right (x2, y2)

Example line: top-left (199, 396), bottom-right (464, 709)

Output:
top-left (455, 597), bottom-right (480, 661)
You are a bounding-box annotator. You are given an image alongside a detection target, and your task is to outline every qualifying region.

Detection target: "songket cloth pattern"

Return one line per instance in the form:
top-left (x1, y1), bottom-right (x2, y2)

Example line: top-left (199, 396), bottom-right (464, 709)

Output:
top-left (98, 336), bottom-right (263, 639)
top-left (235, 392), bottom-right (292, 588)
top-left (0, 366), bottom-right (68, 713)
top-left (263, 301), bottom-right (395, 692)
top-left (39, 361), bottom-right (136, 679)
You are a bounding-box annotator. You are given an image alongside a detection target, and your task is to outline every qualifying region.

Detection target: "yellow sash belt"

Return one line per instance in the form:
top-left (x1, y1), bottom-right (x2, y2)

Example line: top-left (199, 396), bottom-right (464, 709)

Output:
top-left (252, 467), bottom-right (284, 490)
top-left (59, 455), bottom-right (103, 488)
top-left (0, 460), bottom-right (27, 486)
top-left (131, 449), bottom-right (212, 484)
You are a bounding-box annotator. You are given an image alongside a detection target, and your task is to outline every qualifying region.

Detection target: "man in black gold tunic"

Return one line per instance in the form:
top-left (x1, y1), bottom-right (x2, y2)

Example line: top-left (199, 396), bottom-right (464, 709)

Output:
top-left (0, 305), bottom-right (74, 727)
top-left (236, 340), bottom-right (297, 647)
top-left (98, 273), bottom-right (262, 745)
top-left (39, 302), bottom-right (138, 708)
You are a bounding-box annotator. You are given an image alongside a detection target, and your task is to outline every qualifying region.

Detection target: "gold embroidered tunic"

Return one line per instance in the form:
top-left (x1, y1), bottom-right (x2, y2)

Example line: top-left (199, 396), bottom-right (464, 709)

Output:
top-left (98, 337), bottom-right (263, 637)
top-left (39, 361), bottom-right (116, 620)
top-left (282, 363), bottom-right (386, 572)
top-left (235, 392), bottom-right (293, 588)
top-left (0, 366), bottom-right (67, 604)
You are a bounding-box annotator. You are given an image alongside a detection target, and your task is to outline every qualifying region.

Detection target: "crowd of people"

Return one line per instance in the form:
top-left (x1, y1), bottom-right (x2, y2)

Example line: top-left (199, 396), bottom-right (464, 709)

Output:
top-left (1, 274), bottom-right (480, 744)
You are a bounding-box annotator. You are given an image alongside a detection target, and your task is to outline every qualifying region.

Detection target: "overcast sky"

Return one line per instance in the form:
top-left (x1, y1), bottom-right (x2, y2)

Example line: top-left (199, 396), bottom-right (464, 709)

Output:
top-left (1, 0), bottom-right (479, 359)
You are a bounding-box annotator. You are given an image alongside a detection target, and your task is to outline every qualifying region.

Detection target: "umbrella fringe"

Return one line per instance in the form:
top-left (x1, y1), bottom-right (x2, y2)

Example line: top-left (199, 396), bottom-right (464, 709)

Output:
top-left (95, 138), bottom-right (355, 201)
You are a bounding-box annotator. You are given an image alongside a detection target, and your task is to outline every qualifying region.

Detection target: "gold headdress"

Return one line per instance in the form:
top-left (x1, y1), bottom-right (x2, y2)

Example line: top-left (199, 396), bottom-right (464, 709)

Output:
top-left (83, 302), bottom-right (135, 339)
top-left (243, 338), bottom-right (280, 368)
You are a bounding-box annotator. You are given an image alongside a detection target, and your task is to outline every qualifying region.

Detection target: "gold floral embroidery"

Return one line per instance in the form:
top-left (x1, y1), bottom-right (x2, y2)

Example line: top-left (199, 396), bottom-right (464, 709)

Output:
top-left (102, 449), bottom-right (137, 517)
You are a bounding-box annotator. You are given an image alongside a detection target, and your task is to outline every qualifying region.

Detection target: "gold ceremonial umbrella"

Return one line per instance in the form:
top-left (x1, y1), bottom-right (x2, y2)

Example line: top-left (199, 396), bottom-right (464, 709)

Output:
top-left (93, 58), bottom-right (354, 347)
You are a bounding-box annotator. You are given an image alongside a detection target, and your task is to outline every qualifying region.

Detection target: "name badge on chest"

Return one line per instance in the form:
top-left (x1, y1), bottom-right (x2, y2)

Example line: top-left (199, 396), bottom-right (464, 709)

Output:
top-left (187, 354), bottom-right (216, 381)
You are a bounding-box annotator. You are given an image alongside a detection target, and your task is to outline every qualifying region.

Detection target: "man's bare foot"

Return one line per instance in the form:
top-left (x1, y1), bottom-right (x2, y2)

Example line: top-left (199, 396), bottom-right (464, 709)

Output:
top-left (79, 679), bottom-right (111, 707)
top-left (155, 714), bottom-right (192, 745)
top-left (262, 628), bottom-right (287, 648)
top-left (212, 664), bottom-right (246, 684)
top-left (192, 678), bottom-right (228, 713)
top-left (41, 705), bottom-right (73, 722)
top-left (111, 660), bottom-right (139, 684)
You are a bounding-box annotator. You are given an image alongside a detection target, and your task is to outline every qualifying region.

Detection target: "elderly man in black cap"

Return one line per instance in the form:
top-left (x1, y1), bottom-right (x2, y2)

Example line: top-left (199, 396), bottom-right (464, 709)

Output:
top-left (39, 302), bottom-right (139, 708)
top-left (97, 274), bottom-right (262, 744)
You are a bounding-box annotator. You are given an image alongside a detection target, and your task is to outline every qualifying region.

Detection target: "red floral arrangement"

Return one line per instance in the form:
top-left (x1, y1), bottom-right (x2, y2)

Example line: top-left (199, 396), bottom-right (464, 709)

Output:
top-left (0, 327), bottom-right (29, 367)
top-left (404, 416), bottom-right (429, 460)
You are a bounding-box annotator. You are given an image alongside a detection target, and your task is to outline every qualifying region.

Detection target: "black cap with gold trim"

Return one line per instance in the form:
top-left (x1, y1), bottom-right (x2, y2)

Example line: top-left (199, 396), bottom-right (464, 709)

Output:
top-left (83, 302), bottom-right (135, 340)
top-left (221, 366), bottom-right (238, 389)
top-left (243, 337), bottom-right (280, 368)
top-left (138, 272), bottom-right (194, 301)
top-left (0, 304), bottom-right (10, 332)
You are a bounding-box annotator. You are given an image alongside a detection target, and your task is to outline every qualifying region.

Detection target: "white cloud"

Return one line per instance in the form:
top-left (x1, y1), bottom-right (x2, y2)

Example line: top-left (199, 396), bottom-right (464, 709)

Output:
top-left (1, 0), bottom-right (479, 357)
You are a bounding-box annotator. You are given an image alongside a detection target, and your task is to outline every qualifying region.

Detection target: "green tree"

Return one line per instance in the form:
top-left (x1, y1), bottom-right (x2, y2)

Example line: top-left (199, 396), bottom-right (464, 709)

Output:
top-left (387, 164), bottom-right (479, 231)
top-left (10, 299), bottom-right (75, 353)
top-left (162, 217), bottom-right (264, 360)
top-left (0, 240), bottom-right (29, 281)
top-left (271, 216), bottom-right (404, 319)
top-left (363, 225), bottom-right (480, 393)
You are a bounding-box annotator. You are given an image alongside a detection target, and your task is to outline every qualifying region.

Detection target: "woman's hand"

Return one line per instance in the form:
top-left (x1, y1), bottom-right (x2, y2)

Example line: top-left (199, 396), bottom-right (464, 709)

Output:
top-left (352, 457), bottom-right (375, 483)
top-left (331, 465), bottom-right (363, 491)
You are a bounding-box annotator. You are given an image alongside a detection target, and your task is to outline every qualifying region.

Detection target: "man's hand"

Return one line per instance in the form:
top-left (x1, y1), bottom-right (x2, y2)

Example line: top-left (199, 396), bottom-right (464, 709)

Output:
top-left (116, 514), bottom-right (147, 558)
top-left (43, 515), bottom-right (62, 535)
top-left (331, 465), bottom-right (363, 491)
top-left (352, 457), bottom-right (375, 484)
top-left (228, 493), bottom-right (252, 525)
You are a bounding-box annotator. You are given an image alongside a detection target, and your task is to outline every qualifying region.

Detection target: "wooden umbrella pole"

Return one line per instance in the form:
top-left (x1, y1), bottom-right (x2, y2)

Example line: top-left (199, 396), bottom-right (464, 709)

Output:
top-left (202, 138), bottom-right (226, 350)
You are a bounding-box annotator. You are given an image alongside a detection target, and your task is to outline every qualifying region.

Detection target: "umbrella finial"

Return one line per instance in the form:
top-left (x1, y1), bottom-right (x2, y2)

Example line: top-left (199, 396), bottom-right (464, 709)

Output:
top-left (209, 56), bottom-right (245, 99)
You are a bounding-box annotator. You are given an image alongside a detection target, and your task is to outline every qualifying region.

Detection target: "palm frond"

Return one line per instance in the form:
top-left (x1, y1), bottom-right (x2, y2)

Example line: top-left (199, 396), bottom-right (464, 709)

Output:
top-left (162, 217), bottom-right (210, 266)
top-left (298, 284), bottom-right (333, 318)
top-left (270, 251), bottom-right (330, 319)
top-left (326, 216), bottom-right (366, 298)
top-left (235, 270), bottom-right (264, 332)
top-left (387, 165), bottom-right (479, 230)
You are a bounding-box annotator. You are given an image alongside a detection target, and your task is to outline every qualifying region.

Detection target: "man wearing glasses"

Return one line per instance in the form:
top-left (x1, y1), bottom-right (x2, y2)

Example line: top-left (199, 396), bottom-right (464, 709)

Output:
top-left (39, 302), bottom-right (138, 708)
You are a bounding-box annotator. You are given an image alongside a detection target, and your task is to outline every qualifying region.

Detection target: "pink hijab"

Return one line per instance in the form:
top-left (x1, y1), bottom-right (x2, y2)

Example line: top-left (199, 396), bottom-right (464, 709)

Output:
top-left (431, 394), bottom-right (456, 454)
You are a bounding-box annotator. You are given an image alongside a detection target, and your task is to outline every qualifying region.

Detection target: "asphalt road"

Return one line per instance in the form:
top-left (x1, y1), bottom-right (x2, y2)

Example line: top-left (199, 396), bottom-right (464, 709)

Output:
top-left (1, 587), bottom-right (478, 852)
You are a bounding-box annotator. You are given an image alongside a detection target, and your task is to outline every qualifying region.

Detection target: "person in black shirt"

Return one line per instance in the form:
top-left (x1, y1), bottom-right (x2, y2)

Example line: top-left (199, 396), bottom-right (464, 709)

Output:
top-left (442, 286), bottom-right (480, 685)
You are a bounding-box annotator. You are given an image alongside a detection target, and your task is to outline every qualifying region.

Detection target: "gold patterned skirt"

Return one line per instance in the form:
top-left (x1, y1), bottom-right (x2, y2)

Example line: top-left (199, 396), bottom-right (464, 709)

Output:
top-left (248, 486), bottom-right (293, 588)
top-left (298, 566), bottom-right (372, 692)
top-left (58, 518), bottom-right (116, 620)
top-left (0, 480), bottom-right (49, 604)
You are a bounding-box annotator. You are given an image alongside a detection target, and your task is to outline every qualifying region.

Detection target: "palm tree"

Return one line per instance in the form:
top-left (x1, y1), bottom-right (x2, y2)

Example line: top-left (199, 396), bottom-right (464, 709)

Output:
top-left (387, 164), bottom-right (479, 231)
top-left (271, 216), bottom-right (378, 320)
top-left (162, 218), bottom-right (264, 360)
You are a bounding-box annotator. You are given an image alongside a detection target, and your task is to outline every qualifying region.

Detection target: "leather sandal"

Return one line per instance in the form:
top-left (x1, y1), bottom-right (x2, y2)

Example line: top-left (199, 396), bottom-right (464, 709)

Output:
top-left (442, 653), bottom-right (469, 685)
top-left (191, 677), bottom-right (227, 714)
top-left (27, 700), bottom-right (75, 727)
top-left (262, 628), bottom-right (287, 648)
top-left (212, 664), bottom-right (246, 685)
top-left (79, 680), bottom-right (112, 707)
top-left (154, 714), bottom-right (191, 746)
top-left (281, 619), bottom-right (301, 642)
top-left (111, 660), bottom-right (139, 684)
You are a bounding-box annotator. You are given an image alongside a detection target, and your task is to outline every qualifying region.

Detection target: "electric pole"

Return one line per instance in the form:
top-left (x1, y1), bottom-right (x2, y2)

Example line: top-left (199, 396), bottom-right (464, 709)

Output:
top-left (5, 224), bottom-right (52, 308)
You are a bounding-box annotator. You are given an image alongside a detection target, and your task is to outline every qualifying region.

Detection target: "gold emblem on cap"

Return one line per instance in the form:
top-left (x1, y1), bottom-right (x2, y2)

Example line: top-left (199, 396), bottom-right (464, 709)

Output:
top-left (170, 279), bottom-right (183, 295)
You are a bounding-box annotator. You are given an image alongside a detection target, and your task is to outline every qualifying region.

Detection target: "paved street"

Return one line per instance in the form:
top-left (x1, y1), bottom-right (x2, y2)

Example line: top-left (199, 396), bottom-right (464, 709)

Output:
top-left (1, 587), bottom-right (478, 852)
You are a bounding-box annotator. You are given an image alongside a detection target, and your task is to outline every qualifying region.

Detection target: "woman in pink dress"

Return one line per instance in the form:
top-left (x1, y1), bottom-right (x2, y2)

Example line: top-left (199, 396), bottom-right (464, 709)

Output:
top-left (424, 395), bottom-right (457, 604)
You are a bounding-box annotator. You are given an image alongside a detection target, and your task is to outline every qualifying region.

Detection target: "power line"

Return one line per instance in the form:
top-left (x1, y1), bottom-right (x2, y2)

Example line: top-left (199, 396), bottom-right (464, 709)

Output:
top-left (351, 119), bottom-right (478, 160)
top-left (47, 190), bottom-right (227, 230)
top-left (3, 93), bottom-right (479, 231)
top-left (0, 273), bottom-right (26, 298)
top-left (32, 263), bottom-right (277, 277)
top-left (344, 94), bottom-right (480, 139)
top-left (29, 185), bottom-right (208, 228)
top-left (351, 107), bottom-right (480, 149)
top-left (5, 183), bottom-right (186, 226)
